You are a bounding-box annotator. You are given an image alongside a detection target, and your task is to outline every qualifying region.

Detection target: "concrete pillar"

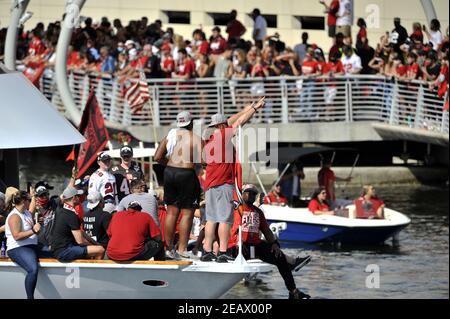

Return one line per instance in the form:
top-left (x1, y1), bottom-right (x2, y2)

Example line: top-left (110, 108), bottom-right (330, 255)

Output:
top-left (55, 0), bottom-right (87, 127)
top-left (420, 0), bottom-right (437, 25)
top-left (4, 0), bottom-right (30, 71)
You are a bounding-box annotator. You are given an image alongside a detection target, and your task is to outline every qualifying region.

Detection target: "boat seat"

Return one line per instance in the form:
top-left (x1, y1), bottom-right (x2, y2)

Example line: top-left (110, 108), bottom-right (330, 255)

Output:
top-left (0, 257), bottom-right (192, 266)
top-left (346, 205), bottom-right (356, 219)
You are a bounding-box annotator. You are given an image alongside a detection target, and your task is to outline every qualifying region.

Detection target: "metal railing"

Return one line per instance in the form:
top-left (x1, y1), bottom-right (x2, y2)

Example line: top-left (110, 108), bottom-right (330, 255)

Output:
top-left (39, 70), bottom-right (449, 135)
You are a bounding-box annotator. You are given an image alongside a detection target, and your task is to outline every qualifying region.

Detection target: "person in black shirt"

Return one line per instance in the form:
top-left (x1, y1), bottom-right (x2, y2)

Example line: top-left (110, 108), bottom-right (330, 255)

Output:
top-left (391, 17), bottom-right (408, 59)
top-left (142, 43), bottom-right (162, 78)
top-left (83, 191), bottom-right (111, 249)
top-left (111, 146), bottom-right (145, 202)
top-left (50, 186), bottom-right (104, 261)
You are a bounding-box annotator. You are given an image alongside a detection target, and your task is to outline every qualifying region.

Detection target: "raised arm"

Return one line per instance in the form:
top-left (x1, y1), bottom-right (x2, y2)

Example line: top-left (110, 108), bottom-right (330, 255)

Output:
top-left (231, 96), bottom-right (266, 129)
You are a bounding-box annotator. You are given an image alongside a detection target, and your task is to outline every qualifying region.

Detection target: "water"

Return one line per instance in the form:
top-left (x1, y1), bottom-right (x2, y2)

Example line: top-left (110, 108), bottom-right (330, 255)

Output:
top-left (225, 186), bottom-right (449, 299)
top-left (17, 149), bottom-right (449, 299)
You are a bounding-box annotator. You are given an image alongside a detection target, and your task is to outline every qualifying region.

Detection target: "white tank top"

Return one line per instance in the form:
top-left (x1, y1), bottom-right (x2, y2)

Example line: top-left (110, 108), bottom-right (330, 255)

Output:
top-left (5, 208), bottom-right (38, 251)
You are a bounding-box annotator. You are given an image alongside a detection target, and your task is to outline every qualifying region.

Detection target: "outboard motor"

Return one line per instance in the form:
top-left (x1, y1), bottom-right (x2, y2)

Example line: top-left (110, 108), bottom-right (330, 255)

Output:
top-left (270, 222), bottom-right (287, 240)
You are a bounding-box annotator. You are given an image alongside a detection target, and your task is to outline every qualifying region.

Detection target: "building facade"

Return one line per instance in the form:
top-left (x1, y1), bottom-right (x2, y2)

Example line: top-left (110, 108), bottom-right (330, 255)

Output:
top-left (0, 0), bottom-right (448, 54)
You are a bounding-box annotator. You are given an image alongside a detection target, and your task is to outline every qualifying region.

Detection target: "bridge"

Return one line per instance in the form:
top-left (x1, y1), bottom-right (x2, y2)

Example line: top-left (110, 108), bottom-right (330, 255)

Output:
top-left (38, 70), bottom-right (449, 165)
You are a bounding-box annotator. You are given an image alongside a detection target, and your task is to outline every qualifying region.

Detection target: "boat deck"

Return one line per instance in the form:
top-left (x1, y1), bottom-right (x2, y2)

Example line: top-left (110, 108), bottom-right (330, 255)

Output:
top-left (0, 257), bottom-right (192, 266)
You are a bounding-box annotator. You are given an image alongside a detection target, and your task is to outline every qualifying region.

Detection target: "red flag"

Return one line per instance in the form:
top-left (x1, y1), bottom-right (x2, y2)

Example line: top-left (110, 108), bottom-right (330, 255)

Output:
top-left (123, 70), bottom-right (150, 114)
top-left (65, 149), bottom-right (75, 162)
top-left (75, 92), bottom-right (110, 178)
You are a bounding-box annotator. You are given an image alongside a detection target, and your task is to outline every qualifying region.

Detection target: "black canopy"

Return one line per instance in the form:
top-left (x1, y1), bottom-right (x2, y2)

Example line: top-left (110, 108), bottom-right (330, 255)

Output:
top-left (249, 146), bottom-right (357, 164)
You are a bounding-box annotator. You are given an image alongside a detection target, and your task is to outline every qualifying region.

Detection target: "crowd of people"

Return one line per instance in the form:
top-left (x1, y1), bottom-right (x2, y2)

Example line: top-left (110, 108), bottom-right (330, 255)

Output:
top-left (0, 3), bottom-right (447, 103)
top-left (0, 97), bottom-right (314, 300)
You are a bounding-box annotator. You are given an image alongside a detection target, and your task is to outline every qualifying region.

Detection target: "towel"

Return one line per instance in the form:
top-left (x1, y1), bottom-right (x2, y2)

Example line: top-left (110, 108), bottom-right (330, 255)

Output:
top-left (166, 128), bottom-right (178, 157)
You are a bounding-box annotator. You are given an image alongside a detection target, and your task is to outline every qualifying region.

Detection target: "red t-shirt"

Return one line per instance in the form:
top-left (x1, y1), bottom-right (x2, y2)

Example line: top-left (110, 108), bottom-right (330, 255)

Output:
top-left (357, 28), bottom-right (369, 49)
top-left (302, 60), bottom-right (319, 75)
top-left (308, 199), bottom-right (330, 214)
top-left (322, 60), bottom-right (344, 75)
top-left (209, 36), bottom-right (227, 55)
top-left (407, 63), bottom-right (421, 79)
top-left (28, 36), bottom-right (46, 56)
top-left (176, 58), bottom-right (196, 78)
top-left (228, 205), bottom-right (270, 248)
top-left (318, 167), bottom-right (336, 201)
top-left (162, 57), bottom-right (175, 78)
top-left (355, 197), bottom-right (384, 219)
top-left (410, 30), bottom-right (424, 43)
top-left (263, 192), bottom-right (288, 206)
top-left (396, 64), bottom-right (407, 77)
top-left (438, 63), bottom-right (449, 99)
top-left (227, 20), bottom-right (246, 40)
top-left (197, 41), bottom-right (209, 56)
top-left (204, 126), bottom-right (235, 191)
top-left (107, 209), bottom-right (161, 260)
top-left (328, 0), bottom-right (340, 26)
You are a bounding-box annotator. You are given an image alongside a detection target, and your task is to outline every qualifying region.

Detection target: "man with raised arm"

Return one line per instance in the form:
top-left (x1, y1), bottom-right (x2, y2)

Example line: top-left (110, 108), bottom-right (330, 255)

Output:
top-left (201, 97), bottom-right (266, 263)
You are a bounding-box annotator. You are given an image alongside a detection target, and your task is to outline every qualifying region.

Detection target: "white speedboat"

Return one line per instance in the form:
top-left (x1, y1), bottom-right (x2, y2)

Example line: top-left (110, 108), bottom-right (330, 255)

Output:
top-left (261, 204), bottom-right (411, 245)
top-left (0, 258), bottom-right (272, 299)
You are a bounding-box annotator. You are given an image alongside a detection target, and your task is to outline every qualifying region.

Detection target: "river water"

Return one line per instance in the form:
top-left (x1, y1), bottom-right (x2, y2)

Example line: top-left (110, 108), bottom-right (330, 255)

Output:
top-left (17, 149), bottom-right (449, 299)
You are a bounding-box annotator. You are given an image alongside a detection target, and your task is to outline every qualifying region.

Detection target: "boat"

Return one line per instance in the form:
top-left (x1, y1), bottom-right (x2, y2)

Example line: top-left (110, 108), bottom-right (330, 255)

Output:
top-left (250, 147), bottom-right (411, 245)
top-left (0, 258), bottom-right (272, 299)
top-left (261, 204), bottom-right (411, 245)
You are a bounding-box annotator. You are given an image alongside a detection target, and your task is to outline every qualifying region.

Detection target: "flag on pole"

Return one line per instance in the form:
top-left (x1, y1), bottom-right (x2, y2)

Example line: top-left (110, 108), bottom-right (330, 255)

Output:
top-left (123, 69), bottom-right (150, 115)
top-left (69, 92), bottom-right (110, 178)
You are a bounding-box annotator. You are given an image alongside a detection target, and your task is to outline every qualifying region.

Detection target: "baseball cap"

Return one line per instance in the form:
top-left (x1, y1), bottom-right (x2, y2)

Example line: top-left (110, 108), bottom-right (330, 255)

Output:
top-left (35, 185), bottom-right (49, 197)
top-left (242, 184), bottom-right (258, 194)
top-left (176, 111), bottom-right (192, 128)
top-left (120, 146), bottom-right (133, 158)
top-left (62, 186), bottom-right (84, 200)
top-left (97, 151), bottom-right (111, 162)
top-left (86, 191), bottom-right (102, 210)
top-left (125, 40), bottom-right (135, 46)
top-left (128, 201), bottom-right (142, 211)
top-left (208, 113), bottom-right (228, 127)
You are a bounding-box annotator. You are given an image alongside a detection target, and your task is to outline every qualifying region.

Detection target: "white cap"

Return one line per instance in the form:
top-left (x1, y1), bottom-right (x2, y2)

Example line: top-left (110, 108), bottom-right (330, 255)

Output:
top-left (176, 111), bottom-right (192, 128)
top-left (86, 191), bottom-right (102, 210)
top-left (125, 40), bottom-right (135, 46)
top-left (208, 113), bottom-right (228, 127)
top-left (62, 186), bottom-right (84, 200)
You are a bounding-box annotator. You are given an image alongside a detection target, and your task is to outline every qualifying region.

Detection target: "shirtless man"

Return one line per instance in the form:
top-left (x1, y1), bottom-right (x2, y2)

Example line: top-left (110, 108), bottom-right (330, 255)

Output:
top-left (154, 111), bottom-right (203, 259)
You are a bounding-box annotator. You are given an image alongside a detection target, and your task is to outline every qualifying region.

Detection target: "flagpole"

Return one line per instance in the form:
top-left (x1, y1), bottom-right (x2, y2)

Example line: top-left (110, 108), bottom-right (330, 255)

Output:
top-left (234, 125), bottom-right (247, 265)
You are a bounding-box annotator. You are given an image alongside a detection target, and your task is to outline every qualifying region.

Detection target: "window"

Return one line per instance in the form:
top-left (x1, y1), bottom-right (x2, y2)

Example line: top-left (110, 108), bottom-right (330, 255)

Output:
top-left (263, 15), bottom-right (277, 28)
top-left (248, 14), bottom-right (277, 28)
top-left (296, 16), bottom-right (325, 30)
top-left (163, 11), bottom-right (191, 24)
top-left (208, 12), bottom-right (230, 26)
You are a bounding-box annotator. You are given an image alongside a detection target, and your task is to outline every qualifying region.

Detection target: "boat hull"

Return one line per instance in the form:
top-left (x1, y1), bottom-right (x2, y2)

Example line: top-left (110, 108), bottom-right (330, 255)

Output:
top-left (262, 204), bottom-right (411, 246)
top-left (0, 259), bottom-right (272, 299)
top-left (268, 219), bottom-right (344, 243)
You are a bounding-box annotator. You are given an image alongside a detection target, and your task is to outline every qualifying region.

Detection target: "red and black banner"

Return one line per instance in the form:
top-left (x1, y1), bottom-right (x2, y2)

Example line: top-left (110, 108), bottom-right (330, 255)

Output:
top-left (73, 92), bottom-right (109, 178)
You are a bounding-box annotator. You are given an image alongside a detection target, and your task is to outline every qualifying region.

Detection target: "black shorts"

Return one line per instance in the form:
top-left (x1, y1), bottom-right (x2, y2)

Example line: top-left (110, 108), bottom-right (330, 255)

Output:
top-left (163, 166), bottom-right (200, 209)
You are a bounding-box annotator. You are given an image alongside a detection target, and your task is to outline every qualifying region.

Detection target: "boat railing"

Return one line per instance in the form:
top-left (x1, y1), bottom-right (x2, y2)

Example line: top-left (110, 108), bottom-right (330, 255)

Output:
top-left (38, 69), bottom-right (449, 135)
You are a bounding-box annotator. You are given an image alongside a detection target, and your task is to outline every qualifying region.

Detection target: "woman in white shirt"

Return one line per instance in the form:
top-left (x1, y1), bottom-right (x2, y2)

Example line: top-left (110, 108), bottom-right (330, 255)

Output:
top-left (5, 191), bottom-right (42, 299)
top-left (423, 19), bottom-right (443, 51)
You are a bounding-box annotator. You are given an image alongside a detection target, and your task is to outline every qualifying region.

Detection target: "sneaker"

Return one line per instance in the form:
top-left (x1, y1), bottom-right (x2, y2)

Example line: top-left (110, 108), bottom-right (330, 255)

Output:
top-left (216, 252), bottom-right (235, 263)
top-left (200, 251), bottom-right (216, 262)
top-left (177, 251), bottom-right (191, 259)
top-left (291, 255), bottom-right (311, 272)
top-left (165, 250), bottom-right (181, 261)
top-left (289, 288), bottom-right (311, 300)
